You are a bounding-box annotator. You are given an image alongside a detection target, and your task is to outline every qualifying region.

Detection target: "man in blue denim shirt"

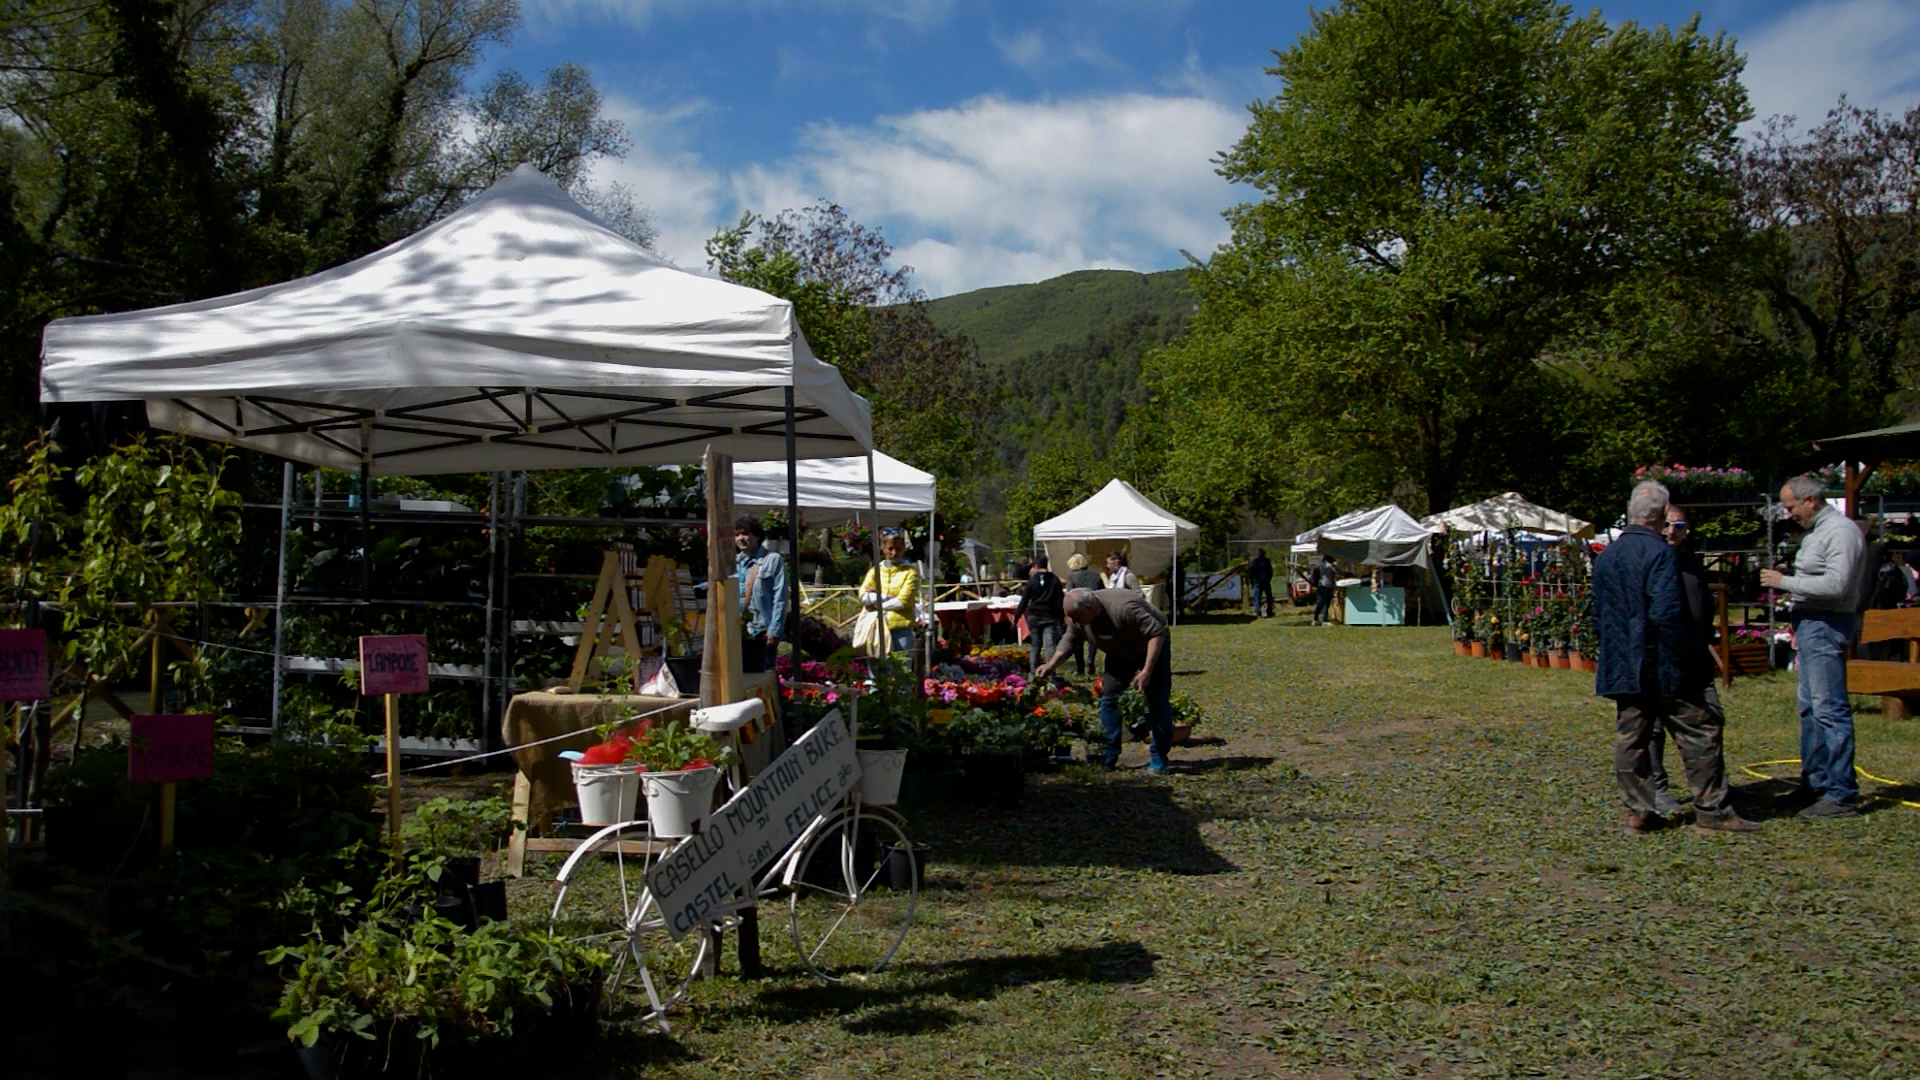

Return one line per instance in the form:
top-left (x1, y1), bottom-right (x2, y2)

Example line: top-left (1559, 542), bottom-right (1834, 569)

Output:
top-left (1761, 475), bottom-right (1866, 818)
top-left (733, 516), bottom-right (787, 673)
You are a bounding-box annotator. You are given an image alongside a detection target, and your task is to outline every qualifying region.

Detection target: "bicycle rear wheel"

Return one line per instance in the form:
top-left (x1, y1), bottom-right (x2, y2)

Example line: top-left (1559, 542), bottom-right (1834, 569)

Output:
top-left (788, 810), bottom-right (916, 981)
top-left (549, 823), bottom-right (708, 1029)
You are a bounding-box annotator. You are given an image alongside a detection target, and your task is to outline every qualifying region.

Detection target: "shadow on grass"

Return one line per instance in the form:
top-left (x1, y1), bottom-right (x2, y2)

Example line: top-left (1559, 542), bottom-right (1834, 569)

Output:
top-left (742, 940), bottom-right (1158, 1034)
top-left (912, 771), bottom-right (1241, 875)
top-left (1175, 612), bottom-right (1256, 625)
top-left (1175, 754), bottom-right (1275, 776)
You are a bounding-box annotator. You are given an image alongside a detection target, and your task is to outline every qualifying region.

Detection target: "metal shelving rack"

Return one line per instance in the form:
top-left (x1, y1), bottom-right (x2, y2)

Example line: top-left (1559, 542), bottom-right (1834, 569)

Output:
top-left (246, 465), bottom-right (707, 754)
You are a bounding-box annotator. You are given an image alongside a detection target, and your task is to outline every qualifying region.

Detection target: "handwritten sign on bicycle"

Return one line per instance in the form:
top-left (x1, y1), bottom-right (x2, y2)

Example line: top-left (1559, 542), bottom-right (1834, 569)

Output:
top-left (645, 710), bottom-right (861, 940)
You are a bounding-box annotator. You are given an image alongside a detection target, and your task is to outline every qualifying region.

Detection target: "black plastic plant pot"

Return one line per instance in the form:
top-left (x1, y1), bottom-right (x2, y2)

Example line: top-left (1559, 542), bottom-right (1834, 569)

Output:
top-left (670, 652), bottom-right (704, 688)
top-left (961, 753), bottom-right (1026, 809)
top-left (441, 856), bottom-right (482, 890)
top-left (466, 880), bottom-right (508, 924)
top-left (885, 841), bottom-right (932, 892)
top-left (433, 893), bottom-right (474, 930)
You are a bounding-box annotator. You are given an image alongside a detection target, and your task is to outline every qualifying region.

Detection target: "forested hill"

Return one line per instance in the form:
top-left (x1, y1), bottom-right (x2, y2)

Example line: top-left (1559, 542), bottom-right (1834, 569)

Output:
top-left (925, 269), bottom-right (1192, 368)
top-left (923, 269), bottom-right (1195, 545)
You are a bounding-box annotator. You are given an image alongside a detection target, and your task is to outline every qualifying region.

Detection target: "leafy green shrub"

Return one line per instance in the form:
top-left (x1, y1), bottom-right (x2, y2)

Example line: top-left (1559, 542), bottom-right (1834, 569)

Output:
top-left (268, 908), bottom-right (606, 1054)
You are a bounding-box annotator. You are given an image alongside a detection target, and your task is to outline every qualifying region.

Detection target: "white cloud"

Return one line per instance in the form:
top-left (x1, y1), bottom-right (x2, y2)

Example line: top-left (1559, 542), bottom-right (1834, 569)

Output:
top-left (520, 0), bottom-right (950, 31)
top-left (1739, 0), bottom-right (1920, 131)
top-left (737, 93), bottom-right (1245, 295)
top-left (584, 96), bottom-right (728, 269)
top-left (585, 91), bottom-right (1245, 295)
top-left (993, 27), bottom-right (1049, 71)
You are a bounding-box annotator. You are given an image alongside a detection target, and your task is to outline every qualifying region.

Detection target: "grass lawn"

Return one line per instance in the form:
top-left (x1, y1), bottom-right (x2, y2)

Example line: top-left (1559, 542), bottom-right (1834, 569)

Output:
top-left (515, 615), bottom-right (1920, 1078)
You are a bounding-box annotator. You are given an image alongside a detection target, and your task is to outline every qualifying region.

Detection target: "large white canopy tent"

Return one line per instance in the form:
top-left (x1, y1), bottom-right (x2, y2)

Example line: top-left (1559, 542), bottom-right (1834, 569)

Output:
top-left (39, 165), bottom-right (871, 473)
top-left (1420, 492), bottom-right (1593, 539)
top-left (38, 164), bottom-right (874, 735)
top-left (735, 450), bottom-right (941, 667)
top-left (1033, 479), bottom-right (1199, 621)
top-left (732, 451), bottom-right (933, 525)
top-left (1292, 504), bottom-right (1448, 618)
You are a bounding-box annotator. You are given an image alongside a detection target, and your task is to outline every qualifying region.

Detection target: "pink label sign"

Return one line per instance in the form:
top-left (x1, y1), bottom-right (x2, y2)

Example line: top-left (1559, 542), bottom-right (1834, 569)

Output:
top-left (129, 714), bottom-right (215, 783)
top-left (360, 635), bottom-right (429, 695)
top-left (0, 629), bottom-right (48, 702)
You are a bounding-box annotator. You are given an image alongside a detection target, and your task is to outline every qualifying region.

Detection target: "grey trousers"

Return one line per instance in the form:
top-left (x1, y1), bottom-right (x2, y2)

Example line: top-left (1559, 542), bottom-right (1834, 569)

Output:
top-left (1613, 688), bottom-right (1732, 820)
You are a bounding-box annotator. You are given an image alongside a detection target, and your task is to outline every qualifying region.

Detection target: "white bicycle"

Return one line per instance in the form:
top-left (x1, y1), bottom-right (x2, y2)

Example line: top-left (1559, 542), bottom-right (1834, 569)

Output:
top-left (548, 708), bottom-right (918, 1030)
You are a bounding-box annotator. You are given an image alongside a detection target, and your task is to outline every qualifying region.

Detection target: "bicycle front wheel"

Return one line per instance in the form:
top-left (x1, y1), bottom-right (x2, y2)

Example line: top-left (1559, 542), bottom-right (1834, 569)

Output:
top-left (549, 822), bottom-right (708, 1028)
top-left (788, 810), bottom-right (916, 981)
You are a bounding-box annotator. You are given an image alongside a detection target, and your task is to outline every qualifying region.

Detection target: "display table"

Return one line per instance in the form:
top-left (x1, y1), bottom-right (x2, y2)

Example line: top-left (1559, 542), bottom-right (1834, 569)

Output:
top-left (1343, 585), bottom-right (1406, 626)
top-left (501, 672), bottom-right (784, 876)
top-left (934, 596), bottom-right (1028, 641)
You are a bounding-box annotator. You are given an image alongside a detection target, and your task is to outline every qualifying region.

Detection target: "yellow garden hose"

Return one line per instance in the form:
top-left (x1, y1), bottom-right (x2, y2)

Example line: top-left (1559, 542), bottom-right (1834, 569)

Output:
top-left (1738, 758), bottom-right (1920, 809)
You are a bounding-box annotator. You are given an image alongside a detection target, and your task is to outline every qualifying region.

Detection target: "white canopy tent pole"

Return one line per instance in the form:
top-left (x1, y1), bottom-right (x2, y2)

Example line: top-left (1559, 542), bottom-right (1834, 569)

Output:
top-left (926, 504), bottom-right (937, 673)
top-left (1171, 524), bottom-right (1178, 628)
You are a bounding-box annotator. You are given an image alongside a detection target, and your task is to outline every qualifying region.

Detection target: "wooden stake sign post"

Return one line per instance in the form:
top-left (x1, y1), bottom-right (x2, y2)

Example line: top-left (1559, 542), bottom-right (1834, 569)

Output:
top-left (360, 634), bottom-right (430, 837)
top-left (129, 713), bottom-right (215, 848)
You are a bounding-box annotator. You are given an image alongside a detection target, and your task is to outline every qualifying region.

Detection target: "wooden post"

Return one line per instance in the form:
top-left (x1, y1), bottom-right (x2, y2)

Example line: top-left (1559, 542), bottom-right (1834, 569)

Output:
top-left (385, 693), bottom-right (402, 838)
top-left (1715, 584), bottom-right (1732, 688)
top-left (150, 612), bottom-right (177, 849)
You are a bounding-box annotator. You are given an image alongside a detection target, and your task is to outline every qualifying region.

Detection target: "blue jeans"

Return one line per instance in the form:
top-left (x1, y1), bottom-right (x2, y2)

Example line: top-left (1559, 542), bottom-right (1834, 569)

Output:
top-left (1795, 610), bottom-right (1859, 804)
top-left (1250, 582), bottom-right (1272, 616)
top-left (1028, 622), bottom-right (1061, 671)
top-left (888, 627), bottom-right (914, 655)
top-left (1096, 657), bottom-right (1173, 768)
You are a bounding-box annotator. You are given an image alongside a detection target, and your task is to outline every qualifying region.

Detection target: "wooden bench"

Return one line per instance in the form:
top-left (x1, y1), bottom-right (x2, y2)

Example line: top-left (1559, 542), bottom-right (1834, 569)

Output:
top-left (1848, 608), bottom-right (1920, 719)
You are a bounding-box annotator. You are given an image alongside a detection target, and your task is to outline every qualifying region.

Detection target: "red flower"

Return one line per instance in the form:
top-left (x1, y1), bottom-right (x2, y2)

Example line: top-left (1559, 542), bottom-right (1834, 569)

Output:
top-left (1032, 707), bottom-right (1047, 717)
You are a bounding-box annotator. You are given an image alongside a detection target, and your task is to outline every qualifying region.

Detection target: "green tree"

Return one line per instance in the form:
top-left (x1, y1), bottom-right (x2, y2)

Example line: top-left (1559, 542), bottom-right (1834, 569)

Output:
top-left (1737, 100), bottom-right (1920, 427)
top-left (1154, 0), bottom-right (1749, 525)
top-left (706, 203), bottom-right (991, 535)
top-left (0, 0), bottom-right (635, 450)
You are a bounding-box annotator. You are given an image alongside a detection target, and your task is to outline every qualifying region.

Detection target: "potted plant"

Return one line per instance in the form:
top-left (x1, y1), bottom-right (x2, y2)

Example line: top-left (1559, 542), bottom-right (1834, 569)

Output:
top-left (1169, 692), bottom-right (1205, 746)
top-left (661, 616), bottom-right (701, 693)
top-left (946, 706), bottom-right (1066, 809)
top-left (629, 723), bottom-right (737, 837)
top-left (268, 875), bottom-right (608, 1078)
top-left (400, 796), bottom-right (512, 889)
top-left (570, 728), bottom-right (645, 827)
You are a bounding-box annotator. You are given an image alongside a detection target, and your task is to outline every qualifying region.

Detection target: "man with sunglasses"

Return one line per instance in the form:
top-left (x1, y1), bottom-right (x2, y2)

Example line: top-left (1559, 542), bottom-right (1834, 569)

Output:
top-left (1644, 505), bottom-right (1723, 817)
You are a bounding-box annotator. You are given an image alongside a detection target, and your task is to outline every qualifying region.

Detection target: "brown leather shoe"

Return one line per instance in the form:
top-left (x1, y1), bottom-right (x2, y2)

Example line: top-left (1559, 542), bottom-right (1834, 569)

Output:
top-left (1623, 812), bottom-right (1664, 834)
top-left (1695, 814), bottom-right (1761, 835)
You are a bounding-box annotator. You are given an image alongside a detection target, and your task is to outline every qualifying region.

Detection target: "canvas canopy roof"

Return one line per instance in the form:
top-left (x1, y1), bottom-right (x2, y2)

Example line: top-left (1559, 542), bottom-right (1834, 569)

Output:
top-left (1420, 492), bottom-right (1592, 538)
top-left (39, 165), bottom-right (871, 475)
top-left (732, 451), bottom-right (935, 525)
top-left (1291, 504), bottom-right (1446, 615)
top-left (1292, 504), bottom-right (1433, 556)
top-left (1033, 479), bottom-right (1199, 580)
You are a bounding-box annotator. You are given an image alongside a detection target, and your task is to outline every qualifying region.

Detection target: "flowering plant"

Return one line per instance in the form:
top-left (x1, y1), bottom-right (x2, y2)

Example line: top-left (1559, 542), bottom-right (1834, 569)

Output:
top-left (1633, 463), bottom-right (1756, 500)
top-left (576, 714), bottom-right (657, 765)
top-left (628, 722), bottom-right (737, 773)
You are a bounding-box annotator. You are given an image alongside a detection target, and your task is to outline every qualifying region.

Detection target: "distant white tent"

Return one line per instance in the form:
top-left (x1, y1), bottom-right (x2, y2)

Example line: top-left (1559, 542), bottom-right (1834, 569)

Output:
top-left (1292, 504), bottom-right (1446, 616)
top-left (1421, 492), bottom-right (1592, 539)
top-left (732, 451), bottom-right (934, 525)
top-left (1033, 479), bottom-right (1199, 583)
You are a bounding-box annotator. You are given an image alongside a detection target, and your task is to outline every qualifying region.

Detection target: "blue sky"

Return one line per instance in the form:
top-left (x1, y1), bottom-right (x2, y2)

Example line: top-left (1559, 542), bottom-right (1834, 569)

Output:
top-left (494, 0), bottom-right (1920, 296)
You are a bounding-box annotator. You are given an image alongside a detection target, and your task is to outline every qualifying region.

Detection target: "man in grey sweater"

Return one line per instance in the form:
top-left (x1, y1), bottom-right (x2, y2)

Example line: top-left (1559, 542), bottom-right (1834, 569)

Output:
top-left (1761, 475), bottom-right (1866, 818)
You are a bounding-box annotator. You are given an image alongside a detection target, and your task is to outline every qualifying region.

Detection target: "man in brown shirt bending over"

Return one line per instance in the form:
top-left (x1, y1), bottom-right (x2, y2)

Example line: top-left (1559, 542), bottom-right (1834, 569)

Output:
top-left (1035, 588), bottom-right (1173, 774)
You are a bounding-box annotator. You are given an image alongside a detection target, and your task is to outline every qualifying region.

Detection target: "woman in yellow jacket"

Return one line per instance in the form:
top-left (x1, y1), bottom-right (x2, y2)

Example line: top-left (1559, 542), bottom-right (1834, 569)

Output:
top-left (860, 530), bottom-right (921, 655)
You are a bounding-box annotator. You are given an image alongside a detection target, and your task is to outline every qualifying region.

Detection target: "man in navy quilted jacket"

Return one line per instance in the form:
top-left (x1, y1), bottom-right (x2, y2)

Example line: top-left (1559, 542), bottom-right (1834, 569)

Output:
top-left (1592, 480), bottom-right (1758, 835)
